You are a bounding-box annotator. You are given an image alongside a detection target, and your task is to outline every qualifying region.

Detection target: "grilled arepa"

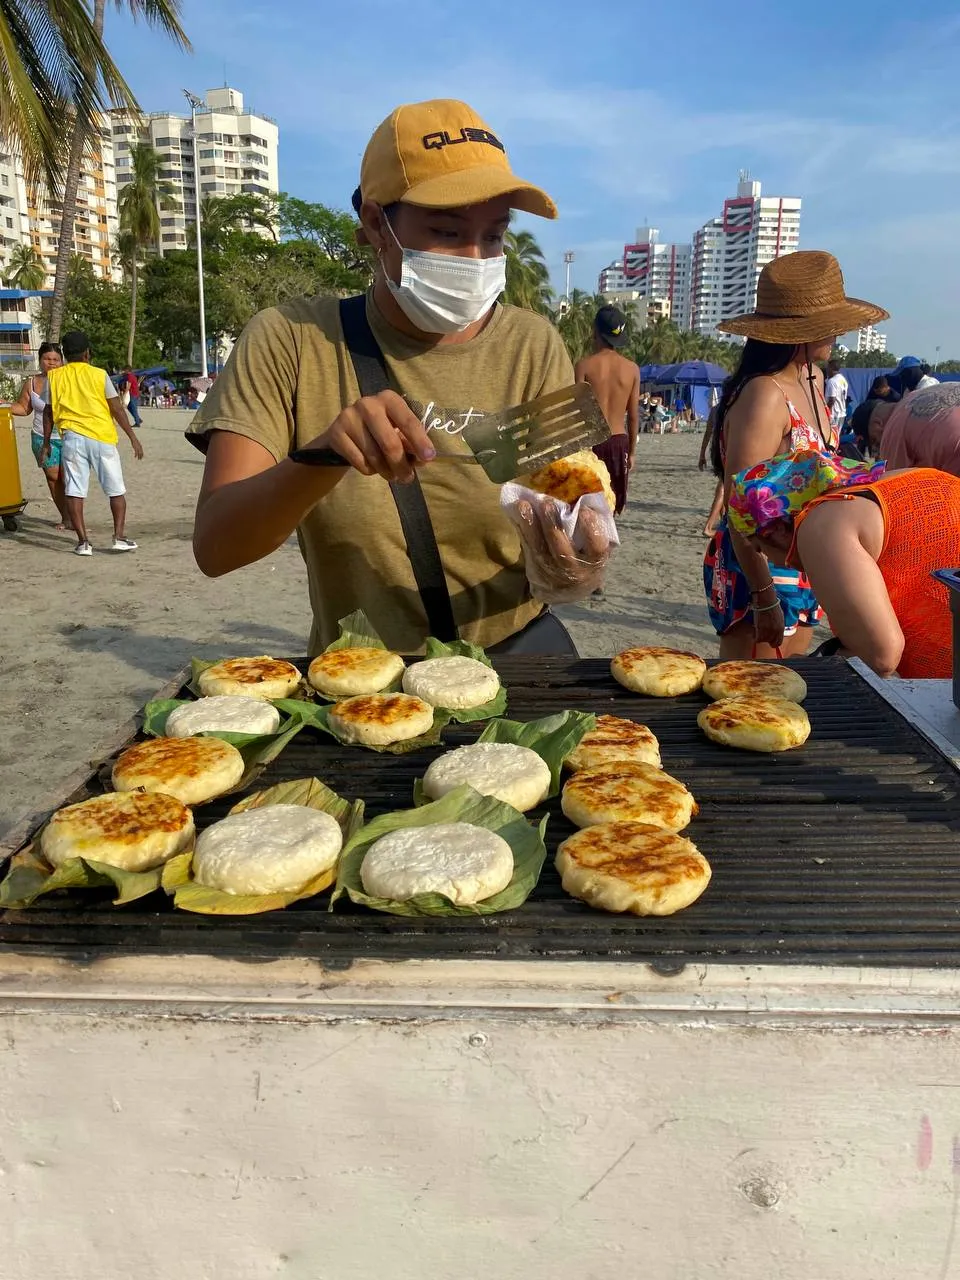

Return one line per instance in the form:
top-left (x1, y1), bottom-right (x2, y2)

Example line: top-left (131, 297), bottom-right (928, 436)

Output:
top-left (112, 735), bottom-right (245, 805)
top-left (611, 646), bottom-right (706, 697)
top-left (561, 762), bottom-right (697, 832)
top-left (526, 449), bottom-right (616, 513)
top-left (702, 661), bottom-right (808, 704)
top-left (197, 656), bottom-right (301, 701)
top-left (565, 715), bottom-right (661, 772)
top-left (328, 693), bottom-right (435, 746)
top-left (556, 822), bottom-right (711, 916)
top-left (307, 647), bottom-right (405, 698)
top-left (41, 791), bottom-right (195, 872)
top-left (698, 695), bottom-right (811, 753)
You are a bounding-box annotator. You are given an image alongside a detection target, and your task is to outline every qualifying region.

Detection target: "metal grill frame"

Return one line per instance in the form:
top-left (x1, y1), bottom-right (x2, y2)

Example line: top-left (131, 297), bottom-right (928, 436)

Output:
top-left (2, 657), bottom-right (960, 968)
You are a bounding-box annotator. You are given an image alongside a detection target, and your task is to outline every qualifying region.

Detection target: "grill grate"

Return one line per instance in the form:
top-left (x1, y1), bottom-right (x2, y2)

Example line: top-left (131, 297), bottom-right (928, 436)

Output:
top-left (3, 657), bottom-right (960, 967)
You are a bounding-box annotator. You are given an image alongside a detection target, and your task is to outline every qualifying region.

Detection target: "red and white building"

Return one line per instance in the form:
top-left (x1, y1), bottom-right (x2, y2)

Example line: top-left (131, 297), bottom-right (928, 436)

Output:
top-left (690, 173), bottom-right (801, 338)
top-left (599, 227), bottom-right (692, 330)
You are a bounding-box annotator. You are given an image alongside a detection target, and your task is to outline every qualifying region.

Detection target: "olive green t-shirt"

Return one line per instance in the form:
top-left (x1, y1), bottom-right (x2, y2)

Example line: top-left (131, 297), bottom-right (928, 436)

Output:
top-left (188, 293), bottom-right (575, 654)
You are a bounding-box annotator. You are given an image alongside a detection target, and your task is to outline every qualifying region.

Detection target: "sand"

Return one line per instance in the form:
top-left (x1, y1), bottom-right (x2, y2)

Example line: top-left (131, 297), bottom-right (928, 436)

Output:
top-left (0, 410), bottom-right (721, 843)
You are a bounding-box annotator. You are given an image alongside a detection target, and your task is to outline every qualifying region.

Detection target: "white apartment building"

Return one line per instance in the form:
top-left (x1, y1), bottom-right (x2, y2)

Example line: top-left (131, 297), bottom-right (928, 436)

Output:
top-left (690, 174), bottom-right (801, 338)
top-left (857, 325), bottom-right (887, 354)
top-left (110, 87), bottom-right (279, 253)
top-left (27, 117), bottom-right (121, 289)
top-left (598, 227), bottom-right (691, 329)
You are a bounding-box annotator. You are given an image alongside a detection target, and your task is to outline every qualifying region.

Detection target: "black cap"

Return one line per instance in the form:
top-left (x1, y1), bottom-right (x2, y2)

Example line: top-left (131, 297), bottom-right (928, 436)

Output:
top-left (61, 330), bottom-right (90, 358)
top-left (595, 305), bottom-right (628, 348)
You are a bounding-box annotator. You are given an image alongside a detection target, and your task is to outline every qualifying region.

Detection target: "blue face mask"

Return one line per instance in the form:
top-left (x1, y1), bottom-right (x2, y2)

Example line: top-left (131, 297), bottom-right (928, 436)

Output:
top-left (383, 216), bottom-right (506, 334)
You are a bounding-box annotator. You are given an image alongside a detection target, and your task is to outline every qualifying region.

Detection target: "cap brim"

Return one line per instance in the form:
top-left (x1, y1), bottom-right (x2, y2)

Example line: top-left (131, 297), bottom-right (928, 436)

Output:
top-left (717, 298), bottom-right (889, 343)
top-left (401, 164), bottom-right (557, 219)
top-left (600, 330), bottom-right (627, 349)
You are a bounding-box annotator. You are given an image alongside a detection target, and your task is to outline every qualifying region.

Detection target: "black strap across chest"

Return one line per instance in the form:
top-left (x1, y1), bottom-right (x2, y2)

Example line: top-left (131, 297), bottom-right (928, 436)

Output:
top-left (337, 295), bottom-right (458, 642)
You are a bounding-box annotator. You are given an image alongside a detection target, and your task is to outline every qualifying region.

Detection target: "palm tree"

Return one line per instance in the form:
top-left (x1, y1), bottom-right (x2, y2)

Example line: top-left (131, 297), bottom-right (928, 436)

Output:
top-left (3, 242), bottom-right (45, 291)
top-left (194, 193), bottom-right (277, 252)
top-left (554, 289), bottom-right (607, 363)
top-left (118, 142), bottom-right (174, 365)
top-left (45, 0), bottom-right (190, 342)
top-left (504, 229), bottom-right (553, 314)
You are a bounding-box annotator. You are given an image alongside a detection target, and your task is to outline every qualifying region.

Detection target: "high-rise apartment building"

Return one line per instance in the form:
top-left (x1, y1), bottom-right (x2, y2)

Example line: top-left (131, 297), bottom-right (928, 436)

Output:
top-left (109, 87), bottom-right (279, 253)
top-left (690, 174), bottom-right (801, 338)
top-left (856, 325), bottom-right (887, 355)
top-left (599, 227), bottom-right (691, 329)
top-left (26, 118), bottom-right (120, 289)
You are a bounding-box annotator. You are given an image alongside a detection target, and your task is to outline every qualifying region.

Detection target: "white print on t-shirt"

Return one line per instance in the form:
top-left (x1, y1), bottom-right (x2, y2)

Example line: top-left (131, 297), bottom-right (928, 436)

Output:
top-left (419, 401), bottom-right (484, 436)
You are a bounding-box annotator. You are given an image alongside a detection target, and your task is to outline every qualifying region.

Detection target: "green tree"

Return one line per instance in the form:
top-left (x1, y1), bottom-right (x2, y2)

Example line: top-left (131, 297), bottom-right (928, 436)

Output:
top-left (59, 259), bottom-right (160, 370)
top-left (193, 193), bottom-right (277, 253)
top-left (3, 242), bottom-right (45, 290)
top-left (553, 290), bottom-right (608, 363)
top-left (47, 0), bottom-right (190, 343)
top-left (277, 193), bottom-right (373, 285)
top-left (118, 141), bottom-right (175, 365)
top-left (504, 229), bottom-right (553, 313)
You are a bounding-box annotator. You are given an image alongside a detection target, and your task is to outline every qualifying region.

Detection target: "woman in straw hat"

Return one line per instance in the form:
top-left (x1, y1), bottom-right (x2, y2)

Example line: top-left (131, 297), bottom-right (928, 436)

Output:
top-left (704, 250), bottom-right (888, 658)
top-left (727, 450), bottom-right (960, 678)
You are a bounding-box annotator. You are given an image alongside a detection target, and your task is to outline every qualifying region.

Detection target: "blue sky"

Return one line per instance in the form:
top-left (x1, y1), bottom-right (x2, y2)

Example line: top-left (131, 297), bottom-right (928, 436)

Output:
top-left (108, 0), bottom-right (960, 356)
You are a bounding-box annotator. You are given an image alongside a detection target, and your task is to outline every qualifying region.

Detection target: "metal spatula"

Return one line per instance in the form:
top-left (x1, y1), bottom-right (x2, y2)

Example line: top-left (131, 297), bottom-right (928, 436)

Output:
top-left (290, 383), bottom-right (611, 483)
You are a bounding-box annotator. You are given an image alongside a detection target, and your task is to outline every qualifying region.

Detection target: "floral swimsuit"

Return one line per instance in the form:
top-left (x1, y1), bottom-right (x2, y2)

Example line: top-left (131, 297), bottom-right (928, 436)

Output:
top-left (703, 381), bottom-right (836, 637)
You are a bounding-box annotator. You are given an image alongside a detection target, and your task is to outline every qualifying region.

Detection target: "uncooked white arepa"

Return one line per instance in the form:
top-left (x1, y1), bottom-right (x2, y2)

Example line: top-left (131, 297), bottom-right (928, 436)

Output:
top-left (561, 762), bottom-right (697, 833)
top-left (192, 804), bottom-right (343, 896)
top-left (360, 823), bottom-right (514, 904)
top-left (41, 791), bottom-right (195, 873)
top-left (166, 696), bottom-right (281, 738)
top-left (112, 735), bottom-right (245, 805)
top-left (422, 743), bottom-right (550, 812)
top-left (701, 661), bottom-right (807, 704)
top-left (328, 693), bottom-right (435, 746)
top-left (556, 822), bottom-right (711, 916)
top-left (402, 657), bottom-right (501, 710)
top-left (307, 647), bottom-right (405, 698)
top-left (197, 656), bottom-right (301, 701)
top-left (611, 647), bottom-right (706, 697)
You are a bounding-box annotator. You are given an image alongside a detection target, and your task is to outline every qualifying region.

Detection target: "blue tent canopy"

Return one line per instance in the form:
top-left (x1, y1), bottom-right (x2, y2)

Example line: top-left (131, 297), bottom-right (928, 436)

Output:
top-left (841, 367), bottom-right (960, 410)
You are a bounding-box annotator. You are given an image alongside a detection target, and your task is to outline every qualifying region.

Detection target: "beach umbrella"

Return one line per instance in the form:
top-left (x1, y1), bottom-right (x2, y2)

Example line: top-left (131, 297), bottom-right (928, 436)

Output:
top-left (666, 360), bottom-right (728, 386)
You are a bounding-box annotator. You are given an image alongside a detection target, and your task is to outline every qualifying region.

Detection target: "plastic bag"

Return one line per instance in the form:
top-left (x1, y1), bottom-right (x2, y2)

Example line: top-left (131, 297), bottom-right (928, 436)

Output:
top-left (501, 484), bottom-right (619, 604)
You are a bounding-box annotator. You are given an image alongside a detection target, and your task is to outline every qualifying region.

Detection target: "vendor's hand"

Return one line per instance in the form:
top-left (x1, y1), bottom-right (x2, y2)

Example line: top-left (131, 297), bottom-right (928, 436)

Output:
top-left (752, 600), bottom-right (786, 649)
top-left (308, 390), bottom-right (435, 483)
top-left (128, 431), bottom-right (144, 461)
top-left (515, 495), bottom-right (610, 601)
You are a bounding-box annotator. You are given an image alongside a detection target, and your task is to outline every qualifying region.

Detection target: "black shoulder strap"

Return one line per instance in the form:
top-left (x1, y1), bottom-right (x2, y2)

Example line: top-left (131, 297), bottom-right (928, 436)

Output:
top-left (338, 296), bottom-right (458, 642)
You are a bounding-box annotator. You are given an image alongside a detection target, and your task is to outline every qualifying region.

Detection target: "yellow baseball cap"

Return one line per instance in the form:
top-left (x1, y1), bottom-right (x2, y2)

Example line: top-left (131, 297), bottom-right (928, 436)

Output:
top-left (360, 99), bottom-right (557, 219)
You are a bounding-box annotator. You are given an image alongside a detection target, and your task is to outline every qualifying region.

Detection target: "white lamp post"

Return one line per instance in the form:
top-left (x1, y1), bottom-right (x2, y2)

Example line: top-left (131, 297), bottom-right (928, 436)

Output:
top-left (183, 90), bottom-right (208, 379)
top-left (563, 250), bottom-right (574, 300)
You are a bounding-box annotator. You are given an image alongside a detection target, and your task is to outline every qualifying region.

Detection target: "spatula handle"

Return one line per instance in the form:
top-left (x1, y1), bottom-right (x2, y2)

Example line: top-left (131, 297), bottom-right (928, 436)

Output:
top-left (289, 446), bottom-right (350, 466)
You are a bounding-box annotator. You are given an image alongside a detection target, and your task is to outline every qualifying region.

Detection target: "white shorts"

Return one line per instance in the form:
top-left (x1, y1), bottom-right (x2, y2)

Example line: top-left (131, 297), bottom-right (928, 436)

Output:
top-left (61, 432), bottom-right (126, 499)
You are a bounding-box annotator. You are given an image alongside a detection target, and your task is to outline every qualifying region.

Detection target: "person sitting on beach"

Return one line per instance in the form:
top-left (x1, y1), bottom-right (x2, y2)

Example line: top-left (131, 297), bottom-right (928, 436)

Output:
top-left (188, 99), bottom-right (613, 656)
top-left (704, 250), bottom-right (888, 660)
top-left (9, 341), bottom-right (70, 530)
top-left (879, 382), bottom-right (960, 478)
top-left (728, 449), bottom-right (960, 678)
top-left (574, 305), bottom-right (639, 515)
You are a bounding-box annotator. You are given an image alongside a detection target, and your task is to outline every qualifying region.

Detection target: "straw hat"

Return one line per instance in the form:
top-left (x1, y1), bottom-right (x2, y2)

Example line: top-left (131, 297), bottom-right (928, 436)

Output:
top-left (718, 251), bottom-right (888, 343)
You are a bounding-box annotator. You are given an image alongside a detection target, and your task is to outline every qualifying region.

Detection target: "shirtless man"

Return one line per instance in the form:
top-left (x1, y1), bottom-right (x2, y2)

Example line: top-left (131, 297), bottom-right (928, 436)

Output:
top-left (574, 305), bottom-right (640, 515)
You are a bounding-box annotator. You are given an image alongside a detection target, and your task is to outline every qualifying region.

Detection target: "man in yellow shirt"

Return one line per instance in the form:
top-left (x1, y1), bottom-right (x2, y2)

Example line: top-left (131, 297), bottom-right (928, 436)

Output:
top-left (188, 99), bottom-right (612, 655)
top-left (43, 330), bottom-right (143, 556)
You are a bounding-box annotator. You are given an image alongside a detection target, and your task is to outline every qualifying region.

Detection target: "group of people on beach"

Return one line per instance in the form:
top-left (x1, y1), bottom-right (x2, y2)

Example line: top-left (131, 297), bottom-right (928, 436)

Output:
top-left (9, 95), bottom-right (959, 680)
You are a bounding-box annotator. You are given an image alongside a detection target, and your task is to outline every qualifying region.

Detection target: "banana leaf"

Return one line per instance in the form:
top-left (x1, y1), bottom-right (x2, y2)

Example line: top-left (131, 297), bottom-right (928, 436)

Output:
top-left (409, 636), bottom-right (507, 724)
top-left (332, 784), bottom-right (549, 917)
top-left (289, 699), bottom-right (452, 755)
top-left (0, 839), bottom-right (170, 909)
top-left (411, 710), bottom-right (595, 808)
top-left (163, 777), bottom-right (365, 916)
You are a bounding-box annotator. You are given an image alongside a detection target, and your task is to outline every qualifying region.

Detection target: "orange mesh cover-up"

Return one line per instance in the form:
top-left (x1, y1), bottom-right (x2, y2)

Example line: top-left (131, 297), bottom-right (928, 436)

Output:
top-left (797, 469), bottom-right (960, 678)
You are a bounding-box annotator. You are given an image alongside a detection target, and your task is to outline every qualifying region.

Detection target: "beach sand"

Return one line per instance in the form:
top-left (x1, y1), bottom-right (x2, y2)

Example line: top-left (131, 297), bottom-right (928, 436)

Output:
top-left (0, 409), bottom-right (721, 842)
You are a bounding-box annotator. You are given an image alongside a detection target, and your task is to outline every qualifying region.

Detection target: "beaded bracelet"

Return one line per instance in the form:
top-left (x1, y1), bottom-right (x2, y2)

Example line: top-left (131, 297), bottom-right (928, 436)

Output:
top-left (752, 600), bottom-right (782, 613)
